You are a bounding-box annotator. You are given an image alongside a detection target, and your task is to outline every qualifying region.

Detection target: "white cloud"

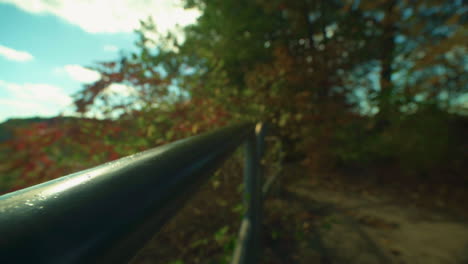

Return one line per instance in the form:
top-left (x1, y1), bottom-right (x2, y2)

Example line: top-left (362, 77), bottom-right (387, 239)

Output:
top-left (103, 44), bottom-right (118, 52)
top-left (56, 65), bottom-right (101, 83)
top-left (1, 0), bottom-right (200, 36)
top-left (0, 44), bottom-right (34, 62)
top-left (102, 83), bottom-right (138, 97)
top-left (0, 80), bottom-right (73, 122)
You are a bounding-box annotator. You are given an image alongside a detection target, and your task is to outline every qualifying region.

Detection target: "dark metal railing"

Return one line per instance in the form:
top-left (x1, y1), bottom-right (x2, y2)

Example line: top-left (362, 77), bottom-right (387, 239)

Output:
top-left (0, 122), bottom-right (267, 264)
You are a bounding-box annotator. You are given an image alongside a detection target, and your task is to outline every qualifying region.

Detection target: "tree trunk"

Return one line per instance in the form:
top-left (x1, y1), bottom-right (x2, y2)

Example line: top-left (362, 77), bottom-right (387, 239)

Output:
top-left (377, 1), bottom-right (396, 126)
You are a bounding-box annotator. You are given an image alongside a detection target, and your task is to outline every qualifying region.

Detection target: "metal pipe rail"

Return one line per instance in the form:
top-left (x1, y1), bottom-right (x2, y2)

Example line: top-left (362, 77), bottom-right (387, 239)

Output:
top-left (0, 123), bottom-right (266, 264)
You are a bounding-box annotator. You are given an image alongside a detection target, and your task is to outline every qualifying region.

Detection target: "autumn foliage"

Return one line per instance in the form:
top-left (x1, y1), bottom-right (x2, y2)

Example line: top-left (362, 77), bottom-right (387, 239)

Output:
top-left (1, 0), bottom-right (467, 194)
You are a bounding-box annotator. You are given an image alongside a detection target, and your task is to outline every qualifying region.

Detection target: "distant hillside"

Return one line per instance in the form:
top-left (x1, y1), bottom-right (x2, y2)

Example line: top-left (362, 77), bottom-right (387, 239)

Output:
top-left (0, 116), bottom-right (105, 142)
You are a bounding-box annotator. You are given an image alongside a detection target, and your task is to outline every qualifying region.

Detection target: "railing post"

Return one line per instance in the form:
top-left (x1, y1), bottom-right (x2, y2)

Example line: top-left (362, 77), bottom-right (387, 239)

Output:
top-left (255, 123), bottom-right (266, 260)
top-left (231, 123), bottom-right (266, 264)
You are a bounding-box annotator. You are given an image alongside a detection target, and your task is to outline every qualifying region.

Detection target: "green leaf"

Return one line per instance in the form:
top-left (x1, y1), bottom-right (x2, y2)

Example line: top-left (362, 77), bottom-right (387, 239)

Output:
top-left (279, 113), bottom-right (289, 127)
top-left (212, 179), bottom-right (221, 189)
top-left (165, 130), bottom-right (174, 140)
top-left (214, 226), bottom-right (229, 243)
top-left (190, 238), bottom-right (209, 248)
top-left (232, 203), bottom-right (245, 214)
top-left (271, 230), bottom-right (279, 239)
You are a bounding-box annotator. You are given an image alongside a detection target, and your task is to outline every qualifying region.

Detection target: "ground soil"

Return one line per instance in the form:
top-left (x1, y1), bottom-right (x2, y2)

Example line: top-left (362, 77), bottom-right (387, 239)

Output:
top-left (261, 163), bottom-right (468, 264)
top-left (129, 161), bottom-right (468, 264)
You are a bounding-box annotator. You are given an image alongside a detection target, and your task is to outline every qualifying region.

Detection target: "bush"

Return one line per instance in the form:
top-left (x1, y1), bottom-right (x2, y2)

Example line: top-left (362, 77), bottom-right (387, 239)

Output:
top-left (330, 105), bottom-right (467, 183)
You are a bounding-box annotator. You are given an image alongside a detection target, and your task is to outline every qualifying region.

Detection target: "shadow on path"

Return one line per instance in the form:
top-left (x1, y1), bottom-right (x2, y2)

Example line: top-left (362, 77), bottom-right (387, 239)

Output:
top-left (262, 163), bottom-right (468, 264)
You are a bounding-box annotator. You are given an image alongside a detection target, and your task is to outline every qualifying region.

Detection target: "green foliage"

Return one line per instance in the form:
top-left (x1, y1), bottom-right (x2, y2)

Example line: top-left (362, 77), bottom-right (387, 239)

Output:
top-left (2, 2), bottom-right (466, 263)
top-left (190, 238), bottom-right (209, 249)
top-left (211, 225), bottom-right (238, 264)
top-left (271, 230), bottom-right (279, 240)
top-left (231, 203), bottom-right (245, 214)
top-left (330, 105), bottom-right (467, 179)
top-left (70, 0), bottom-right (466, 182)
top-left (2, 0), bottom-right (466, 209)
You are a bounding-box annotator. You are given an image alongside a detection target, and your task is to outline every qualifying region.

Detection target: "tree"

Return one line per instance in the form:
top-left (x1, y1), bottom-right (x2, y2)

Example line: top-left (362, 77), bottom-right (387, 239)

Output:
top-left (71, 0), bottom-right (467, 173)
top-left (353, 0), bottom-right (467, 121)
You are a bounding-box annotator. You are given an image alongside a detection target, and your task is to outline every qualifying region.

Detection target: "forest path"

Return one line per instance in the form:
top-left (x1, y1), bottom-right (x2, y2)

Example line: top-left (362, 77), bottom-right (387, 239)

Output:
top-left (263, 164), bottom-right (468, 264)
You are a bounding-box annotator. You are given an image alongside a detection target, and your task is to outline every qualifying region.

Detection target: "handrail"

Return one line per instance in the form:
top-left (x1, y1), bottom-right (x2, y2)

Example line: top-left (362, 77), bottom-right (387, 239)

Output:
top-left (0, 122), bottom-right (266, 264)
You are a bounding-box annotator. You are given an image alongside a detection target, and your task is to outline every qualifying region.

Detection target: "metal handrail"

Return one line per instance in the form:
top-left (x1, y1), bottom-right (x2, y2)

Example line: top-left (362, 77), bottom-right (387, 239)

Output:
top-left (0, 122), bottom-right (266, 264)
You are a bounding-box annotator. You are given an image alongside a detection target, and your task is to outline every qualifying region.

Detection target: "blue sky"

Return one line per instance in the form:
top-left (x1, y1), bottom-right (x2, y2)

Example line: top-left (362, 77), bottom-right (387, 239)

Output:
top-left (0, 0), bottom-right (199, 122)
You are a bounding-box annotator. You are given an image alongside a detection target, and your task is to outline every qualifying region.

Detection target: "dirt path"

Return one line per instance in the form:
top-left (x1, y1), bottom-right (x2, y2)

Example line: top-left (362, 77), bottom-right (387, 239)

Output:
top-left (276, 176), bottom-right (468, 264)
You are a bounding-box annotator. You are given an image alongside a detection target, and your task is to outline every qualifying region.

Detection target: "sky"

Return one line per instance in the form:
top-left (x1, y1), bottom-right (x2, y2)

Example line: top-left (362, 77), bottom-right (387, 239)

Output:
top-left (0, 0), bottom-right (200, 123)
